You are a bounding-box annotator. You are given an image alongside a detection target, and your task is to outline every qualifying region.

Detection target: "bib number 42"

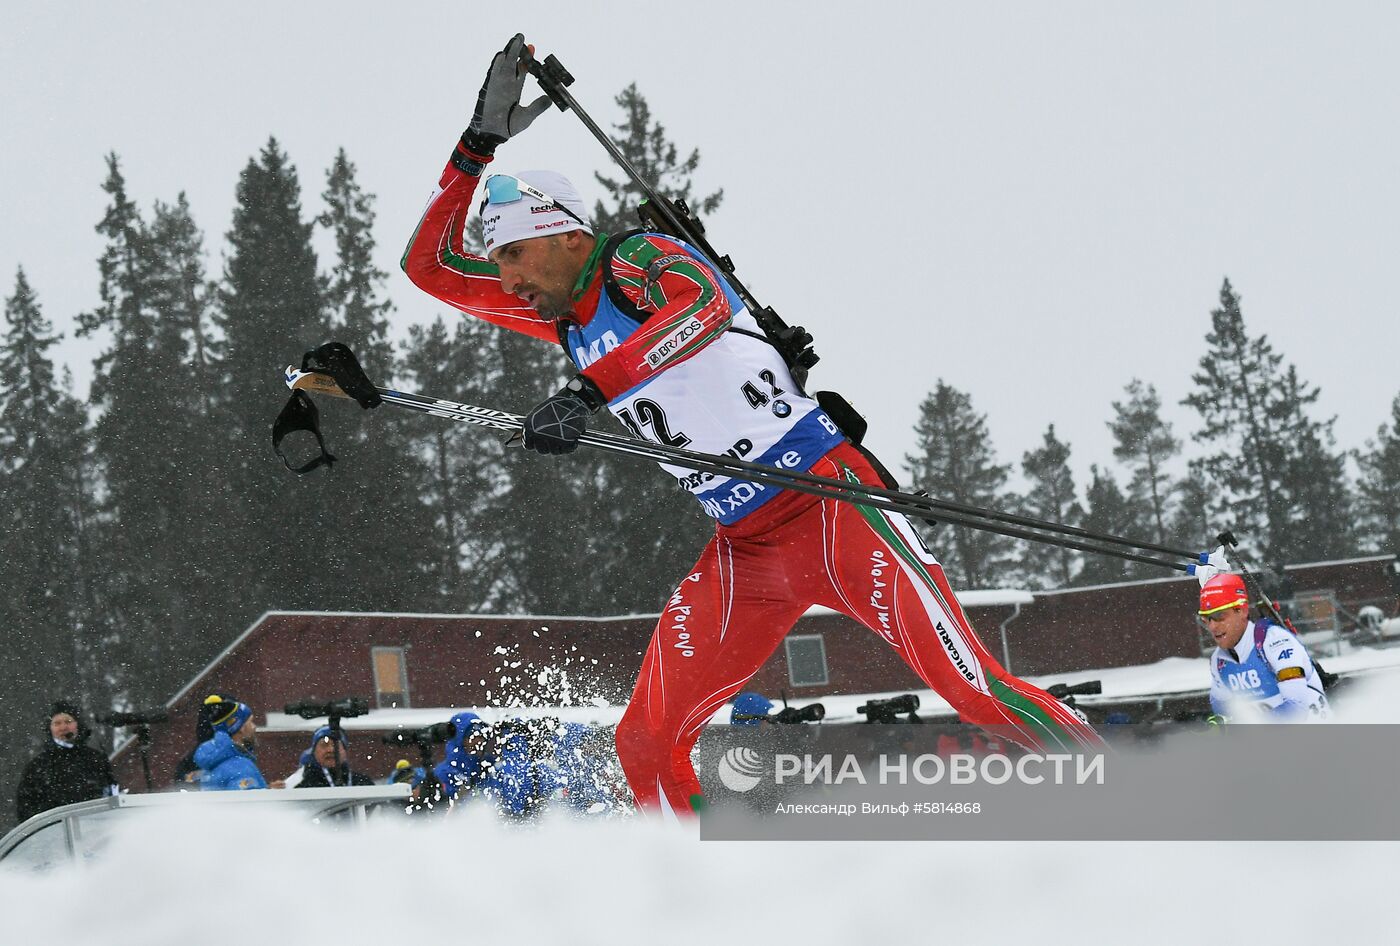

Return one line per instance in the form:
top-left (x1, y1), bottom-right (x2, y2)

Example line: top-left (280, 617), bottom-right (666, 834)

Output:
top-left (617, 398), bottom-right (691, 448)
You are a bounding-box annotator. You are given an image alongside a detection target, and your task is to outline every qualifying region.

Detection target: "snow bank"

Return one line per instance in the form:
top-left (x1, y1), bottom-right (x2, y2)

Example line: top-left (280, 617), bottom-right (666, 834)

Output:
top-left (0, 802), bottom-right (1393, 944)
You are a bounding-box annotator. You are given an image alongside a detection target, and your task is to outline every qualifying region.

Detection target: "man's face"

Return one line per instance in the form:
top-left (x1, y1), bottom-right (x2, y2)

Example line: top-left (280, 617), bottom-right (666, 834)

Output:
top-left (313, 736), bottom-right (343, 768)
top-left (1204, 605), bottom-right (1250, 649)
top-left (236, 718), bottom-right (257, 750)
top-left (49, 713), bottom-right (78, 742)
top-left (490, 233), bottom-right (586, 320)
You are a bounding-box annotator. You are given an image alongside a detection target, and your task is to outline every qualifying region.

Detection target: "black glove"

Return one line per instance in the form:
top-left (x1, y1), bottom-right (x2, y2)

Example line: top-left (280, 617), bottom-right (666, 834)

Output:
top-left (521, 375), bottom-right (605, 456)
top-left (462, 33), bottom-right (552, 157)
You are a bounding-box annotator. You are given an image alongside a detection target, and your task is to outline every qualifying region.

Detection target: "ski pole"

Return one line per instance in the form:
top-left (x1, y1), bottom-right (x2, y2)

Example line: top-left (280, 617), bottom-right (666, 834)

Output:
top-left (1216, 531), bottom-right (1296, 630)
top-left (283, 367), bottom-right (1195, 572)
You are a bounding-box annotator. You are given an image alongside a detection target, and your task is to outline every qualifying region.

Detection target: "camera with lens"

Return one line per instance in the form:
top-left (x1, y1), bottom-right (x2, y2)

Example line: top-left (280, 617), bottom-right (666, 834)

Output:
top-left (495, 716), bottom-right (564, 758)
top-left (857, 694), bottom-right (921, 724)
top-left (1044, 680), bottom-right (1101, 709)
top-left (382, 720), bottom-right (456, 748)
top-left (284, 697), bottom-right (370, 720)
top-left (770, 702), bottom-right (825, 724)
top-left (97, 709), bottom-right (170, 727)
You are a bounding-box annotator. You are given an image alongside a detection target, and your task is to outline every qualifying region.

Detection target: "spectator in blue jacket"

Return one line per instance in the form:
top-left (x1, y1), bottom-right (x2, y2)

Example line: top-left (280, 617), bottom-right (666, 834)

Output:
top-left (193, 696), bottom-right (267, 791)
top-left (387, 759), bottom-right (427, 787)
top-left (433, 711), bottom-right (487, 798)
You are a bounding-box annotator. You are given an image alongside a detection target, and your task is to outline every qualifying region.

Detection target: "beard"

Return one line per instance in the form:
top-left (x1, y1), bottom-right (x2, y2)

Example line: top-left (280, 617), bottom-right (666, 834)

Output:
top-left (531, 287), bottom-right (574, 321)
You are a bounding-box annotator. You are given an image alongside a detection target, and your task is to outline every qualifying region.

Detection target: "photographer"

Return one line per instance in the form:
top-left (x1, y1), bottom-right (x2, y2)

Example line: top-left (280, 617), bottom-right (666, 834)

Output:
top-left (193, 696), bottom-right (268, 791)
top-left (551, 722), bottom-right (623, 813)
top-left (730, 692), bottom-right (774, 726)
top-left (295, 726), bottom-right (375, 788)
top-left (731, 692), bottom-right (826, 727)
top-left (432, 711), bottom-right (489, 795)
top-left (15, 701), bottom-right (118, 823)
top-left (435, 714), bottom-right (558, 818)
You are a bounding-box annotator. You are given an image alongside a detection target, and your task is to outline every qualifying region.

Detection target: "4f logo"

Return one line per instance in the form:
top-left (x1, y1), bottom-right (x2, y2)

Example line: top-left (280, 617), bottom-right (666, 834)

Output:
top-left (1277, 648), bottom-right (1294, 660)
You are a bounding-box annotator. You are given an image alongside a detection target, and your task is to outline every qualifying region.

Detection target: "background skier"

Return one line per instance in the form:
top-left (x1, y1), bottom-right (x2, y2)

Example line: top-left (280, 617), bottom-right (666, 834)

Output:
top-left (1200, 573), bottom-right (1329, 721)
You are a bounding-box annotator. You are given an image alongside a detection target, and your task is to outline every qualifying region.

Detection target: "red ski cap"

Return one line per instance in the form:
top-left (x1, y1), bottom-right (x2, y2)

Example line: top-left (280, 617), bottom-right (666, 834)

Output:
top-left (1199, 573), bottom-right (1249, 616)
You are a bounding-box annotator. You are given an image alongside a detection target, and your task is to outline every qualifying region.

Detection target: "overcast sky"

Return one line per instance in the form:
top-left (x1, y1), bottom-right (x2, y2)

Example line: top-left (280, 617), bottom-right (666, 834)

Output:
top-left (3, 2), bottom-right (1397, 491)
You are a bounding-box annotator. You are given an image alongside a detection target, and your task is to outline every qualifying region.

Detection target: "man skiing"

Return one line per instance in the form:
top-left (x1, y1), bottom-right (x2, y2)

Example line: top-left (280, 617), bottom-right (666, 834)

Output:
top-left (1199, 573), bottom-right (1329, 721)
top-left (402, 34), bottom-right (1100, 814)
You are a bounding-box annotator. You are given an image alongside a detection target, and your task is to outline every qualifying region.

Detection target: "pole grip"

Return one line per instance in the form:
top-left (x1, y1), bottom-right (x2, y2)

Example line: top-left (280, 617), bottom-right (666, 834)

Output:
top-left (528, 54), bottom-right (575, 110)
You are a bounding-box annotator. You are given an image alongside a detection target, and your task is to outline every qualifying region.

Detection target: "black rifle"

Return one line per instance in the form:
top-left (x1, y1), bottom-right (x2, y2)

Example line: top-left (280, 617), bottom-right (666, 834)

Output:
top-left (1045, 680), bottom-right (1102, 709)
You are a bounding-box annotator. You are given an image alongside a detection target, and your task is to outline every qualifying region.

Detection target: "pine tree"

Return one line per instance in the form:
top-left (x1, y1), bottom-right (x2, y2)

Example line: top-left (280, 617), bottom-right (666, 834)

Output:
top-left (142, 194), bottom-right (234, 690)
top-left (1075, 466), bottom-right (1142, 586)
top-left (1169, 465), bottom-right (1220, 553)
top-left (213, 138), bottom-right (331, 613)
top-left (1183, 279), bottom-right (1287, 556)
top-left (471, 323), bottom-right (678, 615)
top-left (1108, 379), bottom-right (1180, 544)
top-left (903, 381), bottom-right (1016, 588)
top-left (590, 84), bottom-right (723, 234)
top-left (73, 154), bottom-right (184, 706)
top-left (1355, 393), bottom-right (1400, 554)
top-left (401, 317), bottom-right (496, 604)
top-left (1270, 364), bottom-right (1353, 561)
top-left (1183, 278), bottom-right (1350, 564)
top-left (1019, 424), bottom-right (1083, 588)
top-left (316, 149), bottom-right (437, 611)
top-left (321, 149), bottom-right (393, 375)
top-left (0, 270), bottom-right (96, 820)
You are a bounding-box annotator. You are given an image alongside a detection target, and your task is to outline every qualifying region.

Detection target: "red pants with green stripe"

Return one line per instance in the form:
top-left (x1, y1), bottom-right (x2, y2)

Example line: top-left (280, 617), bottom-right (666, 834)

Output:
top-left (615, 441), bottom-right (1102, 815)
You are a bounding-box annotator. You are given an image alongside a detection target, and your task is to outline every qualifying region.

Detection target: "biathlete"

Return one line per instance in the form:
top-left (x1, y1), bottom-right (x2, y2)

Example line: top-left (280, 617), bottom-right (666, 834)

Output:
top-left (402, 34), bottom-right (1102, 814)
top-left (1199, 573), bottom-right (1329, 722)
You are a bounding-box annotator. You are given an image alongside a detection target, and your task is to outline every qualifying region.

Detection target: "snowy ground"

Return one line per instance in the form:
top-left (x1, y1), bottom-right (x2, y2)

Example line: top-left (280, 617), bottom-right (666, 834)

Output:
top-left (4, 676), bottom-right (1398, 944)
top-left (0, 806), bottom-right (1393, 944)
